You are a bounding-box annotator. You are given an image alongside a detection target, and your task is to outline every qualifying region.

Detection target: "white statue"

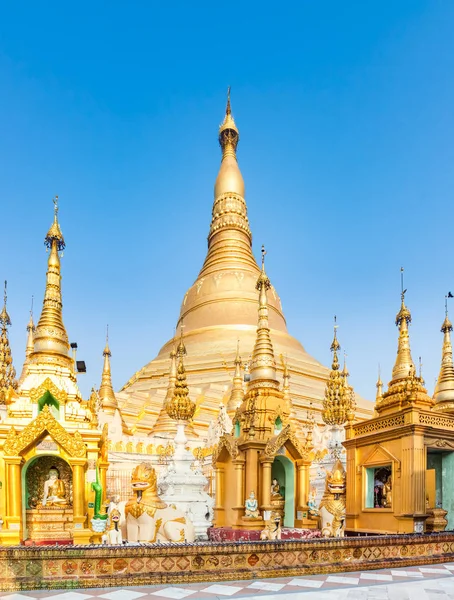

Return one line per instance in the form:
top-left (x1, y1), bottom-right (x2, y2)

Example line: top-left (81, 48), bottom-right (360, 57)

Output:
top-left (42, 467), bottom-right (67, 507)
top-left (244, 491), bottom-right (260, 518)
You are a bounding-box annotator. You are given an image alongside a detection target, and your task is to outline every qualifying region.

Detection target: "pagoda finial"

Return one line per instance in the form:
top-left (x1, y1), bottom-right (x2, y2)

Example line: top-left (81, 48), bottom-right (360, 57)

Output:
top-left (45, 195), bottom-right (65, 252)
top-left (0, 280), bottom-right (17, 403)
top-left (249, 246), bottom-right (278, 387)
top-left (376, 364), bottom-right (383, 402)
top-left (330, 315), bottom-right (340, 370)
top-left (33, 198), bottom-right (71, 365)
top-left (392, 268), bottom-right (415, 381)
top-left (218, 86), bottom-right (239, 159)
top-left (166, 335), bottom-right (196, 422)
top-left (99, 326), bottom-right (118, 414)
top-left (322, 318), bottom-right (355, 425)
top-left (434, 294), bottom-right (454, 411)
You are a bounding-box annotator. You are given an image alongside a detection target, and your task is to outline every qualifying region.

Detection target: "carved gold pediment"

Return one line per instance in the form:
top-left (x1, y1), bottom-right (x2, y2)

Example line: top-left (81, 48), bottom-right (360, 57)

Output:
top-left (359, 444), bottom-right (400, 469)
top-left (263, 424), bottom-right (311, 460)
top-left (3, 405), bottom-right (86, 458)
top-left (29, 377), bottom-right (68, 405)
top-left (212, 434), bottom-right (239, 465)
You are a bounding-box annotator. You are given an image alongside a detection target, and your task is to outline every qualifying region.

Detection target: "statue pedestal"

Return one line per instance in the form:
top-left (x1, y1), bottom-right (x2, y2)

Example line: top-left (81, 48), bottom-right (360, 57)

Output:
top-left (240, 516), bottom-right (264, 530)
top-left (26, 508), bottom-right (73, 543)
top-left (271, 498), bottom-right (285, 521)
top-left (426, 508), bottom-right (448, 533)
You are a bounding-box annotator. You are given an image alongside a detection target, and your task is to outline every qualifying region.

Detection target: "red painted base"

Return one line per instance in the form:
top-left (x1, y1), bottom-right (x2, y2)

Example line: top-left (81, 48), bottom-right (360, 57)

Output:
top-left (24, 539), bottom-right (73, 546)
top-left (208, 527), bottom-right (322, 542)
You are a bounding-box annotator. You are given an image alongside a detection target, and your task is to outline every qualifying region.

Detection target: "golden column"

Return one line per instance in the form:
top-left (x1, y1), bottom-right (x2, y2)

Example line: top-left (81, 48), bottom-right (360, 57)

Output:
top-left (5, 457), bottom-right (22, 535)
top-left (214, 466), bottom-right (225, 525)
top-left (295, 458), bottom-right (312, 527)
top-left (233, 458), bottom-right (245, 507)
top-left (70, 458), bottom-right (87, 524)
top-left (259, 457), bottom-right (273, 511)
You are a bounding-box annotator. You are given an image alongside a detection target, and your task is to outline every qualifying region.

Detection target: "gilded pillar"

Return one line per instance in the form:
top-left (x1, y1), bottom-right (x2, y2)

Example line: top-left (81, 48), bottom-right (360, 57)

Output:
top-left (5, 457), bottom-right (22, 520)
top-left (245, 448), bottom-right (258, 499)
top-left (70, 459), bottom-right (87, 521)
top-left (296, 460), bottom-right (310, 511)
top-left (260, 458), bottom-right (273, 510)
top-left (214, 466), bottom-right (225, 526)
top-left (233, 459), bottom-right (245, 508)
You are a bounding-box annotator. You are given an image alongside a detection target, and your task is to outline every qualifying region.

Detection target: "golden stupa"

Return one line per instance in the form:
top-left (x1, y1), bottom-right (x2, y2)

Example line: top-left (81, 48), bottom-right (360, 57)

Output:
top-left (117, 92), bottom-right (373, 436)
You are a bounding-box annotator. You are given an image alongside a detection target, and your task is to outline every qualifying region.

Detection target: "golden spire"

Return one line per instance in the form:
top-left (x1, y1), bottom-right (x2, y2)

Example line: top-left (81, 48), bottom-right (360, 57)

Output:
top-left (376, 365), bottom-right (383, 402)
top-left (227, 340), bottom-right (244, 414)
top-left (166, 329), bottom-right (196, 422)
top-left (249, 246), bottom-right (279, 388)
top-left (0, 281), bottom-right (17, 403)
top-left (322, 317), bottom-right (354, 425)
top-left (433, 295), bottom-right (454, 411)
top-left (391, 269), bottom-right (415, 381)
top-left (25, 297), bottom-right (35, 359)
top-left (17, 297), bottom-right (36, 386)
top-left (98, 326), bottom-right (118, 414)
top-left (33, 197), bottom-right (71, 366)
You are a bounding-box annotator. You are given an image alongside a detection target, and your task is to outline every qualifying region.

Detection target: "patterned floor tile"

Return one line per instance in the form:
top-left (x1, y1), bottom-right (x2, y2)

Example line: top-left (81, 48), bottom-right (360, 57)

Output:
top-left (150, 589), bottom-right (196, 599)
top-left (200, 584), bottom-right (243, 596)
top-left (287, 578), bottom-right (324, 588)
top-left (326, 575), bottom-right (360, 585)
top-left (360, 573), bottom-right (394, 581)
top-left (1, 595), bottom-right (37, 600)
top-left (247, 582), bottom-right (286, 591)
top-left (419, 568), bottom-right (451, 574)
top-left (391, 570), bottom-right (424, 577)
top-left (43, 594), bottom-right (94, 600)
top-left (99, 591), bottom-right (146, 600)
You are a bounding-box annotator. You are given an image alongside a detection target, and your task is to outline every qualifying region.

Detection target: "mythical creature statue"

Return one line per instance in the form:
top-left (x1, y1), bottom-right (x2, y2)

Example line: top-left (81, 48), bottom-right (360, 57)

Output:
top-left (102, 508), bottom-right (122, 545)
top-left (260, 511), bottom-right (282, 540)
top-left (125, 462), bottom-right (195, 543)
top-left (319, 459), bottom-right (346, 537)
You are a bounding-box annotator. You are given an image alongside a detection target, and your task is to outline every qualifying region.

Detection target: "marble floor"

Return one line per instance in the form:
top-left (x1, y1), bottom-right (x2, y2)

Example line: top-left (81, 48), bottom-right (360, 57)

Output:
top-left (2, 563), bottom-right (454, 599)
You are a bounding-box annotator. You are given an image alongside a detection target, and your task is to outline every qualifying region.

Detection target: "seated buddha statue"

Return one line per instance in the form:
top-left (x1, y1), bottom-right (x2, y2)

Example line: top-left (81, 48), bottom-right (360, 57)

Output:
top-left (42, 467), bottom-right (67, 507)
top-left (244, 491), bottom-right (260, 518)
top-left (271, 478), bottom-right (283, 500)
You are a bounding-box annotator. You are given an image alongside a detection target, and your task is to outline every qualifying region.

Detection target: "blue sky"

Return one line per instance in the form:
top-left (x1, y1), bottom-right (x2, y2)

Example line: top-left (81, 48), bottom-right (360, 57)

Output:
top-left (0, 1), bottom-right (453, 402)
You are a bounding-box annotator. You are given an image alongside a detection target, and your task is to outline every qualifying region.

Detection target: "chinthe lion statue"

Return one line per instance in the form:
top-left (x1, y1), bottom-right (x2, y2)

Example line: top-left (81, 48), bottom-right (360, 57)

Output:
top-left (319, 459), bottom-right (346, 538)
top-left (260, 512), bottom-right (282, 540)
top-left (125, 462), bottom-right (195, 543)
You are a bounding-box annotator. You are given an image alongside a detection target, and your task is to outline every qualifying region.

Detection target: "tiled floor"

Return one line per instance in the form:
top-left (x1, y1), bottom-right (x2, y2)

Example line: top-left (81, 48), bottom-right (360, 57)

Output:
top-left (2, 563), bottom-right (454, 599)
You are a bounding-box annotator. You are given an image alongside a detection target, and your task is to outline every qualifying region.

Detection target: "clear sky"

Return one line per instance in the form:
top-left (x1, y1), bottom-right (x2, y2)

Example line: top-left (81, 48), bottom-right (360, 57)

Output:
top-left (1, 1), bottom-right (453, 403)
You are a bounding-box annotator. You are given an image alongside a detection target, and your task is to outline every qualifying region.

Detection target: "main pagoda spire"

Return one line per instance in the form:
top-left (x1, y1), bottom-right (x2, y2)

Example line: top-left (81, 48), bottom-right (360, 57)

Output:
top-left (32, 197), bottom-right (72, 368)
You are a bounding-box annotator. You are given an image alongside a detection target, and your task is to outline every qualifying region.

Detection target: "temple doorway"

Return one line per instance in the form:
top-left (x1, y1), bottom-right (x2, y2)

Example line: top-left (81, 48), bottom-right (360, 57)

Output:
top-left (427, 450), bottom-right (454, 529)
top-left (271, 455), bottom-right (295, 527)
top-left (22, 455), bottom-right (73, 542)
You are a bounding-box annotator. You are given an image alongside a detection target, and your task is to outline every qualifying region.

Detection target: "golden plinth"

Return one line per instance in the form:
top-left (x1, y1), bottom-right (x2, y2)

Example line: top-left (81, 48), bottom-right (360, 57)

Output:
top-left (426, 508), bottom-right (448, 533)
top-left (26, 508), bottom-right (73, 542)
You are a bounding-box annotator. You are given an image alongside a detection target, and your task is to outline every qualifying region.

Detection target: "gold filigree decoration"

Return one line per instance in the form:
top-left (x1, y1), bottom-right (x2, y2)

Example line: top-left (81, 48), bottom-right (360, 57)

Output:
top-left (29, 377), bottom-right (68, 406)
top-left (212, 434), bottom-right (239, 466)
top-left (263, 424), bottom-right (311, 459)
top-left (3, 405), bottom-right (86, 458)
